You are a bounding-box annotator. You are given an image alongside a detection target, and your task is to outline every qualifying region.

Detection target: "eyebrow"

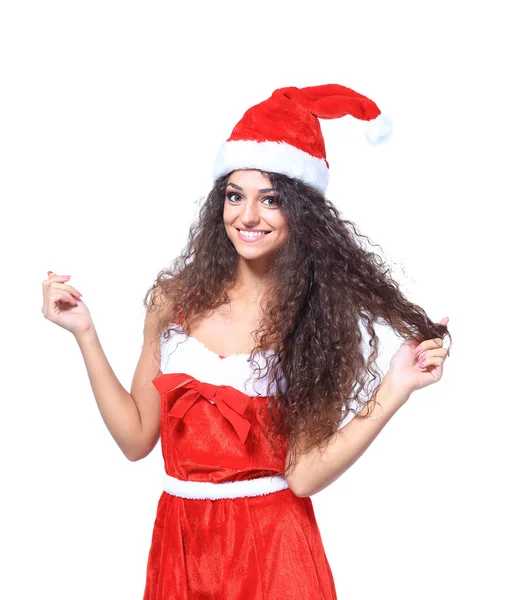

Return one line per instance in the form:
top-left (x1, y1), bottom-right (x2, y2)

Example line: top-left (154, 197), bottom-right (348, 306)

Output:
top-left (227, 182), bottom-right (275, 193)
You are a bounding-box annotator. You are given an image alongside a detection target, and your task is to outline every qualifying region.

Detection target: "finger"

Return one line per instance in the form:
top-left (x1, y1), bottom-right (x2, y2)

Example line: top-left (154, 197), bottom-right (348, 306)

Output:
top-left (43, 272), bottom-right (71, 289)
top-left (53, 282), bottom-right (82, 298)
top-left (47, 271), bottom-right (71, 279)
top-left (413, 338), bottom-right (443, 355)
top-left (417, 353), bottom-right (447, 369)
top-left (51, 291), bottom-right (79, 306)
top-left (52, 284), bottom-right (81, 300)
top-left (45, 274), bottom-right (81, 297)
top-left (416, 348), bottom-right (448, 362)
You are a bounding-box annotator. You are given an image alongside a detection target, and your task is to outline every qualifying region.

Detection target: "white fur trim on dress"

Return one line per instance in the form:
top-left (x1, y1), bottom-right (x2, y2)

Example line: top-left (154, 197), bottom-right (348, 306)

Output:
top-left (212, 139), bottom-right (330, 194)
top-left (160, 328), bottom-right (286, 397)
top-left (163, 472), bottom-right (289, 500)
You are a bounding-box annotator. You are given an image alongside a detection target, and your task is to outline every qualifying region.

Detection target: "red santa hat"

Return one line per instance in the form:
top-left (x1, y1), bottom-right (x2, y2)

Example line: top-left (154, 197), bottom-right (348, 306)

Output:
top-left (212, 83), bottom-right (392, 194)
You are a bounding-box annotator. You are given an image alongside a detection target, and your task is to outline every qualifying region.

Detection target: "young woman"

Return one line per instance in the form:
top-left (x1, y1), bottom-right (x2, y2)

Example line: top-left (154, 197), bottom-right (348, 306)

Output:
top-left (42, 84), bottom-right (451, 599)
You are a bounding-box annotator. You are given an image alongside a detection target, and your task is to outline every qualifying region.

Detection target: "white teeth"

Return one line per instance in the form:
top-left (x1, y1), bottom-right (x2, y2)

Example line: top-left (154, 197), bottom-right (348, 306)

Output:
top-left (239, 230), bottom-right (267, 237)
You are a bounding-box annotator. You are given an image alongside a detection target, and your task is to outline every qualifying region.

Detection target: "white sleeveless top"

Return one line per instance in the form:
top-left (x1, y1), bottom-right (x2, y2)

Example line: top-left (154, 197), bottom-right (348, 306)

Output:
top-left (160, 326), bottom-right (286, 397)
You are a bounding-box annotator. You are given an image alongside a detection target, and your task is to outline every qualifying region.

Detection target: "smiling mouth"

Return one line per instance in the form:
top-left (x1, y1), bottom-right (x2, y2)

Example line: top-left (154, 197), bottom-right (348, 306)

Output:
top-left (235, 228), bottom-right (272, 241)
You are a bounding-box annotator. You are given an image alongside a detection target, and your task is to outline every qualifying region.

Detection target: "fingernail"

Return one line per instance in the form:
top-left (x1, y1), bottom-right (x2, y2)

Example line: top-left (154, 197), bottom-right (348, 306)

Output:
top-left (413, 346), bottom-right (421, 355)
top-left (63, 275), bottom-right (71, 279)
top-left (417, 358), bottom-right (425, 367)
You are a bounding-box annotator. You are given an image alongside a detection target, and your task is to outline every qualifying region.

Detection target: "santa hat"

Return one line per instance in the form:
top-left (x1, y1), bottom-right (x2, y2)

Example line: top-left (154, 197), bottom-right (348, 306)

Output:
top-left (212, 84), bottom-right (392, 195)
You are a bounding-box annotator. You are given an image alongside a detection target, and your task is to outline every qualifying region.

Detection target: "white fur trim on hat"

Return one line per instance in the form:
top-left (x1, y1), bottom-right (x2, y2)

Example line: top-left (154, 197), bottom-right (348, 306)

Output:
top-left (212, 139), bottom-right (330, 194)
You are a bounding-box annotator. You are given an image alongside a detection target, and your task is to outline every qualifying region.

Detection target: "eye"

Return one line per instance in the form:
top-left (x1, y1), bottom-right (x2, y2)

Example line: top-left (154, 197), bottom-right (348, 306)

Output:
top-left (226, 192), bottom-right (242, 202)
top-left (263, 196), bottom-right (277, 206)
top-left (226, 192), bottom-right (278, 206)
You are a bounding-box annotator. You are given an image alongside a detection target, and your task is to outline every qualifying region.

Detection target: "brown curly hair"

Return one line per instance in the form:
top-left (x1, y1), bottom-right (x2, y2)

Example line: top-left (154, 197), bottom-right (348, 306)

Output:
top-left (143, 170), bottom-right (452, 478)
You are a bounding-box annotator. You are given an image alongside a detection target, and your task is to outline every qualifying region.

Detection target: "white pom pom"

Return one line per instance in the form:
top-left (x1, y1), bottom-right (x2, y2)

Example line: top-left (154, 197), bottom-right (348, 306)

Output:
top-left (364, 113), bottom-right (393, 145)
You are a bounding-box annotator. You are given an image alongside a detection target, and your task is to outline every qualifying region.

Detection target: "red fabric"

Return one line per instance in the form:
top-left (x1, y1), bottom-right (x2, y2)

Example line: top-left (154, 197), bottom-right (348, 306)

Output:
top-left (143, 372), bottom-right (338, 599)
top-left (227, 83), bottom-right (382, 161)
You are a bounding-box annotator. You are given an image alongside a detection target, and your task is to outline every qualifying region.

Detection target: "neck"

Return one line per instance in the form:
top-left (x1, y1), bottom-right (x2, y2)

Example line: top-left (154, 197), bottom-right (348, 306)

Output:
top-left (231, 258), bottom-right (272, 304)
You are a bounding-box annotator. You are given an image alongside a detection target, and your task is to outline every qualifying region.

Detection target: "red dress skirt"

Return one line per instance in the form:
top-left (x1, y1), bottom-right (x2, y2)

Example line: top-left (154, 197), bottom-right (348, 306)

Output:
top-left (142, 330), bottom-right (337, 599)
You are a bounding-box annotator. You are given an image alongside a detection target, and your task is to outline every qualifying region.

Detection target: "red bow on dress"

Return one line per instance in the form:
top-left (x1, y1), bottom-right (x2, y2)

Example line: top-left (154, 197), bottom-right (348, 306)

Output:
top-left (152, 374), bottom-right (252, 444)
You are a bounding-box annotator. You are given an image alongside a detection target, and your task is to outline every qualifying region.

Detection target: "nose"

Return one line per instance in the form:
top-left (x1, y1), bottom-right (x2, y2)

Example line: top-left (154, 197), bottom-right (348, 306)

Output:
top-left (239, 198), bottom-right (261, 226)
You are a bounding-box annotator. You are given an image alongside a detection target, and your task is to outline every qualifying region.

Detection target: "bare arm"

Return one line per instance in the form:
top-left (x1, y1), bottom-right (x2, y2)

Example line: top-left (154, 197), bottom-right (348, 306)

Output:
top-left (286, 377), bottom-right (411, 497)
top-left (75, 329), bottom-right (143, 460)
top-left (75, 289), bottom-right (164, 461)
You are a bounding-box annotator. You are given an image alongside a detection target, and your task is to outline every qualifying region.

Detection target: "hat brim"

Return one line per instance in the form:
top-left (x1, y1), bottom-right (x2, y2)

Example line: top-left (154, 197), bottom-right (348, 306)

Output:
top-left (212, 140), bottom-right (329, 194)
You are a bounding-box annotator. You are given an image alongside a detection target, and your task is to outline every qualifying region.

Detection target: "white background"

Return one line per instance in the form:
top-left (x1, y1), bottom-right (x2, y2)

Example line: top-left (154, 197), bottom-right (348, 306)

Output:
top-left (1, 1), bottom-right (508, 598)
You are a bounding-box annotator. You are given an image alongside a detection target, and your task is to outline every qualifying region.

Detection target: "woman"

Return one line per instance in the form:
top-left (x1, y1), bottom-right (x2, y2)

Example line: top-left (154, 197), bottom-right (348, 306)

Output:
top-left (42, 84), bottom-right (451, 599)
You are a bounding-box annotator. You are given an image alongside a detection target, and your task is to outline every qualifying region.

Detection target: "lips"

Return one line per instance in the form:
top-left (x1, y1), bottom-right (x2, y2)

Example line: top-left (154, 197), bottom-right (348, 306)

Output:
top-left (236, 228), bottom-right (272, 243)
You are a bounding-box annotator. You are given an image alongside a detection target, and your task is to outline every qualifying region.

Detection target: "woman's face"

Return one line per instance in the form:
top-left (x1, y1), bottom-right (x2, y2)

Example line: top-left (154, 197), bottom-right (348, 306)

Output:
top-left (223, 169), bottom-right (289, 261)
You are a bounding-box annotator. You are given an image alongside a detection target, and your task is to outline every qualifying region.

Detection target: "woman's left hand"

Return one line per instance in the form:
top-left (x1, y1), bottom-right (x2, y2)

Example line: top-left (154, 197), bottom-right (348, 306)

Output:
top-left (385, 316), bottom-right (450, 395)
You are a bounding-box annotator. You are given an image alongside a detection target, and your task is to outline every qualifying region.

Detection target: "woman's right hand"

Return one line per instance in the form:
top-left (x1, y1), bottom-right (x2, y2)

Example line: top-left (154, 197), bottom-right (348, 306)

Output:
top-left (41, 271), bottom-right (94, 337)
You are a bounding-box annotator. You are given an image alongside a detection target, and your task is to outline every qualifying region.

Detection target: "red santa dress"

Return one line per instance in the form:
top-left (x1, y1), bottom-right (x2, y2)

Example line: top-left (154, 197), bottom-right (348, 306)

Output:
top-left (142, 326), bottom-right (337, 599)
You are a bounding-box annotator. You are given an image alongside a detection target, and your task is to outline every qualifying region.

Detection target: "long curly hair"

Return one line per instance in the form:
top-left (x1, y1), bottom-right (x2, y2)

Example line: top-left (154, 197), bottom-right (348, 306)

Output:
top-left (143, 170), bottom-right (452, 477)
